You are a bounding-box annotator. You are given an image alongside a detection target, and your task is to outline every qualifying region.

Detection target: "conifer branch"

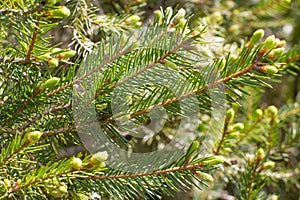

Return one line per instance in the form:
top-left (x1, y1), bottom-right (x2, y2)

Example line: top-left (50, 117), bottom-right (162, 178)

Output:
top-left (2, 88), bottom-right (43, 126)
top-left (214, 119), bottom-right (229, 155)
top-left (46, 45), bottom-right (133, 97)
top-left (129, 55), bottom-right (262, 119)
top-left (19, 104), bottom-right (71, 131)
top-left (25, 20), bottom-right (40, 62)
top-left (0, 139), bottom-right (27, 168)
top-left (85, 163), bottom-right (203, 180)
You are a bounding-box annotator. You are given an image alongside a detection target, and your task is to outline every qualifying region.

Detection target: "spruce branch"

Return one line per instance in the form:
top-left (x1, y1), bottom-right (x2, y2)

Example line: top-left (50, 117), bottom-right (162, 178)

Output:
top-left (0, 134), bottom-right (26, 168)
top-left (42, 126), bottom-right (76, 137)
top-left (19, 104), bottom-right (71, 131)
top-left (46, 42), bottom-right (133, 97)
top-left (7, 169), bottom-right (71, 195)
top-left (214, 118), bottom-right (230, 155)
top-left (2, 88), bottom-right (43, 126)
top-left (129, 54), bottom-right (263, 119)
top-left (85, 163), bottom-right (204, 180)
top-left (25, 20), bottom-right (40, 63)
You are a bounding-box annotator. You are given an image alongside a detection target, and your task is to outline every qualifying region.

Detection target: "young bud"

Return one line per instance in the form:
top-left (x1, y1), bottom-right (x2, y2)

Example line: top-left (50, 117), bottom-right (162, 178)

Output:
top-left (232, 123), bottom-right (244, 131)
top-left (201, 156), bottom-right (226, 166)
top-left (226, 108), bottom-right (235, 122)
top-left (41, 77), bottom-right (60, 90)
top-left (36, 53), bottom-right (51, 61)
top-left (229, 24), bottom-right (239, 35)
top-left (64, 49), bottom-right (77, 58)
top-left (51, 48), bottom-right (62, 54)
top-left (49, 190), bottom-right (63, 198)
top-left (58, 185), bottom-right (68, 194)
top-left (98, 162), bottom-right (106, 168)
top-left (70, 157), bottom-right (83, 170)
top-left (245, 153), bottom-right (255, 164)
top-left (262, 161), bottom-right (275, 170)
top-left (177, 8), bottom-right (186, 19)
top-left (48, 58), bottom-right (59, 67)
top-left (164, 60), bottom-right (177, 70)
top-left (223, 147), bottom-right (232, 153)
top-left (56, 49), bottom-right (77, 59)
top-left (16, 179), bottom-right (21, 185)
top-left (254, 108), bottom-right (263, 118)
top-left (4, 179), bottom-right (11, 188)
top-left (266, 105), bottom-right (278, 117)
top-left (228, 131), bottom-right (240, 138)
top-left (256, 148), bottom-right (265, 161)
top-left (276, 40), bottom-right (286, 48)
top-left (47, 0), bottom-right (61, 5)
top-left (269, 195), bottom-right (279, 200)
top-left (195, 171), bottom-right (214, 182)
top-left (93, 15), bottom-right (106, 24)
top-left (211, 12), bottom-right (223, 24)
top-left (46, 6), bottom-right (70, 18)
top-left (260, 35), bottom-right (276, 54)
top-left (248, 29), bottom-right (264, 46)
top-left (267, 47), bottom-right (285, 61)
top-left (125, 15), bottom-right (140, 25)
top-left (89, 151), bottom-right (108, 165)
top-left (28, 131), bottom-right (43, 143)
top-left (177, 18), bottom-right (187, 29)
top-left (260, 65), bottom-right (278, 75)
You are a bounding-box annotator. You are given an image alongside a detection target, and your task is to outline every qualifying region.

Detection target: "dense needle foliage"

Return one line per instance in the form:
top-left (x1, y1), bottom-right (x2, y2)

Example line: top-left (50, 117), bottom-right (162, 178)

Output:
top-left (0, 0), bottom-right (299, 199)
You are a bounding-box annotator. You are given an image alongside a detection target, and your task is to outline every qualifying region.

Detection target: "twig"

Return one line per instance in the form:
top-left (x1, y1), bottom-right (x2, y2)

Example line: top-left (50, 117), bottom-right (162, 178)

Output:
top-left (85, 163), bottom-right (203, 180)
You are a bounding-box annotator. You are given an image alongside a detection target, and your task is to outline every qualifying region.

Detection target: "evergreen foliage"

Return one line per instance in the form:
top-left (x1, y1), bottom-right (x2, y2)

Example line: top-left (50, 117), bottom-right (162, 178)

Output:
top-left (0, 0), bottom-right (299, 199)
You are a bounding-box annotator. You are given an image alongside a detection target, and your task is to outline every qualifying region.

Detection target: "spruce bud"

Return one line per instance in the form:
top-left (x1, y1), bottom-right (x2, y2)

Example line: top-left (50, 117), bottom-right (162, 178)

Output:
top-left (89, 151), bottom-right (108, 165)
top-left (27, 131), bottom-right (43, 143)
top-left (246, 153), bottom-right (255, 164)
top-left (58, 184), bottom-right (68, 194)
top-left (57, 49), bottom-right (77, 59)
top-left (276, 40), bottom-right (286, 48)
top-left (125, 15), bottom-right (140, 25)
top-left (267, 47), bottom-right (285, 61)
top-left (248, 29), bottom-right (264, 46)
top-left (261, 65), bottom-right (278, 75)
top-left (195, 171), bottom-right (214, 182)
top-left (4, 179), bottom-right (11, 188)
top-left (232, 122), bottom-right (244, 131)
top-left (47, 0), bottom-right (61, 5)
top-left (254, 108), bottom-right (263, 118)
top-left (201, 156), bottom-right (226, 166)
top-left (48, 58), bottom-right (59, 67)
top-left (266, 105), bottom-right (278, 117)
top-left (177, 18), bottom-right (187, 29)
top-left (36, 53), bottom-right (51, 61)
top-left (154, 10), bottom-right (163, 25)
top-left (177, 8), bottom-right (186, 19)
top-left (256, 148), bottom-right (265, 161)
top-left (262, 161), bottom-right (275, 170)
top-left (260, 35), bottom-right (276, 54)
top-left (70, 157), bottom-right (83, 170)
top-left (164, 60), bottom-right (177, 70)
top-left (46, 6), bottom-right (70, 18)
top-left (226, 108), bottom-right (235, 122)
top-left (41, 77), bottom-right (60, 90)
